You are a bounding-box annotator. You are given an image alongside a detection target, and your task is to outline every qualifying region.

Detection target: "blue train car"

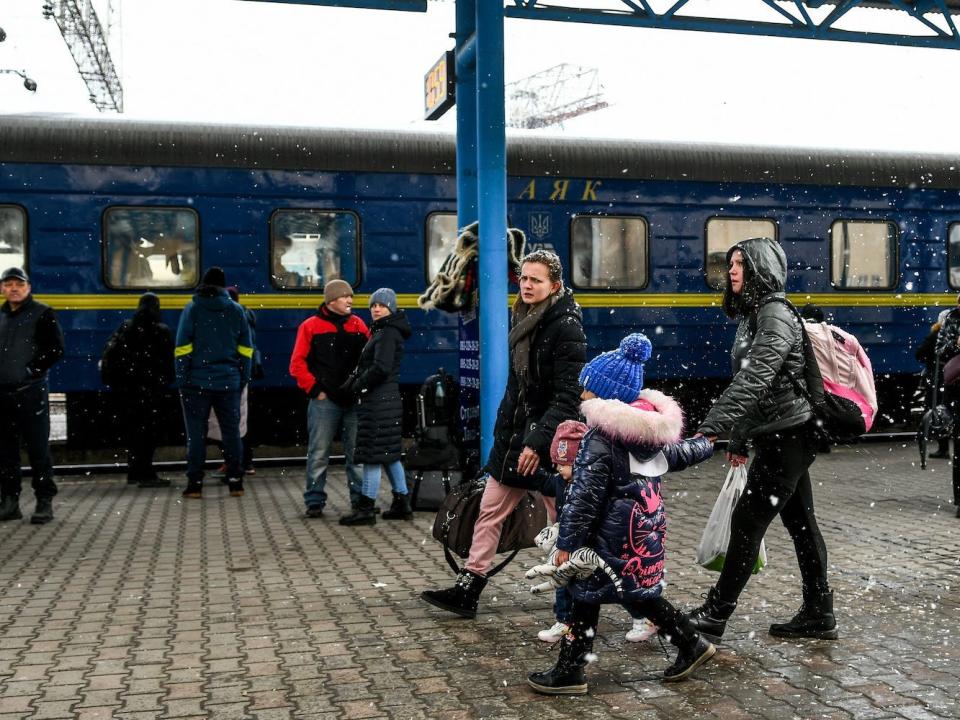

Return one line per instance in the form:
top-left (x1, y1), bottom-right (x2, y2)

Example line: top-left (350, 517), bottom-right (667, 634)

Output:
top-left (1, 115), bottom-right (959, 446)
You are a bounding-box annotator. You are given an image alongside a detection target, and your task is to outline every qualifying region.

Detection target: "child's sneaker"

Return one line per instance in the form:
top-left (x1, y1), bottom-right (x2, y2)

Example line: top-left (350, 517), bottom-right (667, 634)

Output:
top-left (537, 621), bottom-right (571, 643)
top-left (625, 618), bottom-right (658, 643)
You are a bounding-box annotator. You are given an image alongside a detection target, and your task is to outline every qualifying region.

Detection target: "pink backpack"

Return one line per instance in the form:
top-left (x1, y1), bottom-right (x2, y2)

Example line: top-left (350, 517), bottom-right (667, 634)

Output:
top-left (802, 320), bottom-right (878, 433)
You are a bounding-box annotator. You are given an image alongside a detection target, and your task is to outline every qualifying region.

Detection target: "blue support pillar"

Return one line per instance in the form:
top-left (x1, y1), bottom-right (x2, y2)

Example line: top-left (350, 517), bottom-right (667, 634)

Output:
top-left (474, 1), bottom-right (508, 465)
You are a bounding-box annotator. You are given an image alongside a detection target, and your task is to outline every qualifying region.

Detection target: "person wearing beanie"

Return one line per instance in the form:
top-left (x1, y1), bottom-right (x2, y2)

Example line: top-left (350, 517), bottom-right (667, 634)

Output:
top-left (338, 288), bottom-right (412, 525)
top-left (0, 268), bottom-right (64, 524)
top-left (289, 278), bottom-right (369, 518)
top-left (175, 267), bottom-right (253, 499)
top-left (526, 333), bottom-right (716, 694)
top-left (422, 249), bottom-right (586, 619)
top-left (100, 292), bottom-right (175, 488)
top-left (690, 238), bottom-right (836, 646)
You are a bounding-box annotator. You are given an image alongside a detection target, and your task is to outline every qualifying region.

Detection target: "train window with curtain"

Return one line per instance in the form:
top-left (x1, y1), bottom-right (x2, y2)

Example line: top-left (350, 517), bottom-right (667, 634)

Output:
top-left (270, 210), bottom-right (359, 290)
top-left (0, 205), bottom-right (27, 271)
top-left (103, 207), bottom-right (199, 289)
top-left (949, 223), bottom-right (960, 290)
top-left (705, 217), bottom-right (777, 290)
top-left (425, 212), bottom-right (459, 283)
top-left (570, 215), bottom-right (648, 289)
top-left (830, 220), bottom-right (898, 289)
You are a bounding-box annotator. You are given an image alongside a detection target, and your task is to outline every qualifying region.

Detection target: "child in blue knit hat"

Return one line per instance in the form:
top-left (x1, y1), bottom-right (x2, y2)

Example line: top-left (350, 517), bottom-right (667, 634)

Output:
top-left (527, 333), bottom-right (717, 694)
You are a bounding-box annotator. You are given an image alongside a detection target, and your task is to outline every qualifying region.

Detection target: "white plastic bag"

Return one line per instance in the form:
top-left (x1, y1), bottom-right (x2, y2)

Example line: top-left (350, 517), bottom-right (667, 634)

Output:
top-left (696, 464), bottom-right (766, 574)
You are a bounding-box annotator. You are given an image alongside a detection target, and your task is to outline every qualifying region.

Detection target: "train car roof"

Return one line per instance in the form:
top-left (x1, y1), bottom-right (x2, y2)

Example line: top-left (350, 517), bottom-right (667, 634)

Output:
top-left (1, 114), bottom-right (959, 190)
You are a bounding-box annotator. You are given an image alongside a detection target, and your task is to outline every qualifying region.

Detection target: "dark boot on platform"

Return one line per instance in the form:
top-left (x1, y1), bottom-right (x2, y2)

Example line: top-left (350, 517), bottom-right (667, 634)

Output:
top-left (661, 610), bottom-right (716, 682)
top-left (30, 497), bottom-right (54, 525)
top-left (420, 569), bottom-right (488, 619)
top-left (686, 586), bottom-right (737, 642)
top-left (381, 492), bottom-right (412, 520)
top-left (527, 633), bottom-right (591, 695)
top-left (339, 496), bottom-right (376, 526)
top-left (769, 588), bottom-right (839, 640)
top-left (0, 495), bottom-right (22, 521)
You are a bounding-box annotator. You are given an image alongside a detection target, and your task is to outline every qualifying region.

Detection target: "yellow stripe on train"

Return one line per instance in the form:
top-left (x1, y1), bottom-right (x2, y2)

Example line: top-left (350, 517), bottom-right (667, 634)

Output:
top-left (34, 292), bottom-right (960, 311)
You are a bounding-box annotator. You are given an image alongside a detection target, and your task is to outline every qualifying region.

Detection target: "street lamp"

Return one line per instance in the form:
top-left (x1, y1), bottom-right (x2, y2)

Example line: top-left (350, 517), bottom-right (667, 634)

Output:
top-left (0, 68), bottom-right (38, 92)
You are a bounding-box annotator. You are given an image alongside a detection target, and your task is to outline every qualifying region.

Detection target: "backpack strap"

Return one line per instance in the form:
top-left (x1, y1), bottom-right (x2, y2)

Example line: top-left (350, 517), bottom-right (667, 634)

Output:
top-left (442, 545), bottom-right (520, 578)
top-left (752, 296), bottom-right (826, 408)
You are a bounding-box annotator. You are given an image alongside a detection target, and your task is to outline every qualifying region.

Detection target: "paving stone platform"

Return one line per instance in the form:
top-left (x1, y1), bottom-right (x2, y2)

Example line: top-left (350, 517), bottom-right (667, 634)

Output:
top-left (1, 442), bottom-right (958, 719)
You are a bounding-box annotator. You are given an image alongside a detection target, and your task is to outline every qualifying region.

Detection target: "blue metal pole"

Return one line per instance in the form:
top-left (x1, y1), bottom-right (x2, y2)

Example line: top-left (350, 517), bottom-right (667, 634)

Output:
top-left (474, 0), bottom-right (508, 465)
top-left (455, 0), bottom-right (477, 227)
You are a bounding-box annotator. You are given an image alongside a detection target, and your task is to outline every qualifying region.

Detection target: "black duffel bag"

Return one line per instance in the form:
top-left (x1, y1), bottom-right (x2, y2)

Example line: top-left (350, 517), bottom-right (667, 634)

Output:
top-left (431, 476), bottom-right (546, 577)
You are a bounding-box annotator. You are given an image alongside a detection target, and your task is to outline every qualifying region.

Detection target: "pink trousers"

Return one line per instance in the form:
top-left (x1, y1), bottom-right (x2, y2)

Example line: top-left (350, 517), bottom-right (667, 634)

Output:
top-left (465, 475), bottom-right (556, 576)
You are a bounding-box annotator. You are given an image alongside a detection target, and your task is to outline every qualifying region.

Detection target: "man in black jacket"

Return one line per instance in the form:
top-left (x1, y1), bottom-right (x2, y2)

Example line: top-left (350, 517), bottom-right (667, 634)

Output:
top-left (0, 267), bottom-right (65, 524)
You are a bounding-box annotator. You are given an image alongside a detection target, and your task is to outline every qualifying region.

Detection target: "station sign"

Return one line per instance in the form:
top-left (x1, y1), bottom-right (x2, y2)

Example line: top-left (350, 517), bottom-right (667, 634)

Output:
top-left (424, 50), bottom-right (455, 121)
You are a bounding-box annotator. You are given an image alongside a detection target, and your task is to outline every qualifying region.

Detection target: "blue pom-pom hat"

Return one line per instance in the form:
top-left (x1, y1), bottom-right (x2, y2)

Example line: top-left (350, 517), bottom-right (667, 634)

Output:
top-left (579, 332), bottom-right (653, 403)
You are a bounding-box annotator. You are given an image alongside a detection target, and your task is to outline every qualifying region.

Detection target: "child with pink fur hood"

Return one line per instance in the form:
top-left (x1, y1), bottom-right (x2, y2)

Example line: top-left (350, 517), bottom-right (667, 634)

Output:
top-left (528, 333), bottom-right (716, 695)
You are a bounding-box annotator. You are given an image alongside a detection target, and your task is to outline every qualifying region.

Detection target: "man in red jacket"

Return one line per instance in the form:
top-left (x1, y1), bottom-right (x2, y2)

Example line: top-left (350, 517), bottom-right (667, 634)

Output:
top-left (289, 279), bottom-right (370, 518)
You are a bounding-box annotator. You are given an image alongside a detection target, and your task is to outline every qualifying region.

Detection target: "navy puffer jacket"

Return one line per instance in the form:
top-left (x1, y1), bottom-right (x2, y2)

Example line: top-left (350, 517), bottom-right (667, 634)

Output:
top-left (558, 390), bottom-right (713, 605)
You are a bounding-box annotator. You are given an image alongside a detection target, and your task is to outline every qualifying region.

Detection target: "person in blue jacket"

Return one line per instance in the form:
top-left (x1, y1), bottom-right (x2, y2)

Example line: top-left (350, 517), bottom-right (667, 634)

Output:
top-left (174, 267), bottom-right (253, 499)
top-left (527, 333), bottom-right (716, 695)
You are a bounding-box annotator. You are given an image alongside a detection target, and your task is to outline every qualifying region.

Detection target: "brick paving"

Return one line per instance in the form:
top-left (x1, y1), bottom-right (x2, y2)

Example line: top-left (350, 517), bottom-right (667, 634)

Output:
top-left (0, 443), bottom-right (958, 719)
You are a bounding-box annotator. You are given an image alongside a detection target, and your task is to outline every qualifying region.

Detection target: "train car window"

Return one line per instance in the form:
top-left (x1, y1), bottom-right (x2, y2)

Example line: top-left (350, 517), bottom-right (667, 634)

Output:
top-left (705, 217), bottom-right (777, 290)
top-left (103, 207), bottom-right (199, 289)
top-left (270, 210), bottom-right (359, 290)
top-left (425, 213), bottom-right (458, 283)
top-left (949, 223), bottom-right (960, 290)
top-left (570, 215), bottom-right (648, 289)
top-left (830, 220), bottom-right (897, 289)
top-left (0, 206), bottom-right (26, 271)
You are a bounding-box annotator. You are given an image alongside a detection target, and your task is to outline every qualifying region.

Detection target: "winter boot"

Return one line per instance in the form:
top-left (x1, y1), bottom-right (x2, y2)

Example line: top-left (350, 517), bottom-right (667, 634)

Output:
top-left (227, 479), bottom-right (244, 498)
top-left (0, 496), bottom-right (22, 521)
top-left (30, 497), bottom-right (54, 525)
top-left (527, 633), bottom-right (591, 695)
top-left (182, 480), bottom-right (203, 499)
top-left (339, 496), bottom-right (377, 526)
top-left (769, 588), bottom-right (839, 640)
top-left (420, 569), bottom-right (488, 619)
top-left (661, 608), bottom-right (716, 682)
top-left (381, 492), bottom-right (413, 520)
top-left (686, 586), bottom-right (737, 642)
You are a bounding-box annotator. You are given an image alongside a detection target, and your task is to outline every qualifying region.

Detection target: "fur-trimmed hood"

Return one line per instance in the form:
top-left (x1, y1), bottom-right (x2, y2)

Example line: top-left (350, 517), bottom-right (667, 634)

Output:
top-left (581, 389), bottom-right (683, 457)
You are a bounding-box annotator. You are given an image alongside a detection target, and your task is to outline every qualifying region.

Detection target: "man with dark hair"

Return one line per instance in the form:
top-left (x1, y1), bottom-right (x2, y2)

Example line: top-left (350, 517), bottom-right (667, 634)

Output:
top-left (175, 267), bottom-right (252, 499)
top-left (0, 267), bottom-right (64, 524)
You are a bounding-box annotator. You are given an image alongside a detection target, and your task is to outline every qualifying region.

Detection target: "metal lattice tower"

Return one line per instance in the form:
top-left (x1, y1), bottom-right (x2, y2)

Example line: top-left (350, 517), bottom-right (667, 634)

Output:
top-left (506, 64), bottom-right (608, 130)
top-left (44, 0), bottom-right (123, 112)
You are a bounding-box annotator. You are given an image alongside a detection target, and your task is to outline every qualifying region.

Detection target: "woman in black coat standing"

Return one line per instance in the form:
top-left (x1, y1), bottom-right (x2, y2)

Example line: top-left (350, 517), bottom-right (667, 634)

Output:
top-left (689, 237), bottom-right (836, 642)
top-left (421, 249), bottom-right (587, 618)
top-left (339, 288), bottom-right (412, 526)
top-left (101, 292), bottom-right (175, 488)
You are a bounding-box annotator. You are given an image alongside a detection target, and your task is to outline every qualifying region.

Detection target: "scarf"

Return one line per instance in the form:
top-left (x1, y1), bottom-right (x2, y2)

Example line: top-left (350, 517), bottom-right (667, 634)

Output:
top-left (509, 286), bottom-right (563, 389)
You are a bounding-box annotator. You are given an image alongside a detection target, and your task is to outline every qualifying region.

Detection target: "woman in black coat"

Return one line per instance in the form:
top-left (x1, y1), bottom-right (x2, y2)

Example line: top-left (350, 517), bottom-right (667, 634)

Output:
top-left (339, 288), bottom-right (412, 526)
top-left (690, 237), bottom-right (835, 643)
top-left (100, 292), bottom-right (175, 488)
top-left (421, 249), bottom-right (587, 618)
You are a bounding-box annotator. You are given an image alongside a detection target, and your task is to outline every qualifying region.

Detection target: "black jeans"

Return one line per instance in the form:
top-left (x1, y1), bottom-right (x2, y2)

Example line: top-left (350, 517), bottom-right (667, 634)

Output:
top-left (124, 389), bottom-right (165, 482)
top-left (715, 423), bottom-right (828, 603)
top-left (567, 596), bottom-right (694, 650)
top-left (0, 381), bottom-right (58, 500)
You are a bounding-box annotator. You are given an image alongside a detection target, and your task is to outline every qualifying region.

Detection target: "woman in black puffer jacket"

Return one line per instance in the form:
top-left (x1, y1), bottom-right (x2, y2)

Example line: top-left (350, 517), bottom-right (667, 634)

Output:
top-left (338, 288), bottom-right (412, 526)
top-left (689, 237), bottom-right (837, 644)
top-left (421, 250), bottom-right (587, 619)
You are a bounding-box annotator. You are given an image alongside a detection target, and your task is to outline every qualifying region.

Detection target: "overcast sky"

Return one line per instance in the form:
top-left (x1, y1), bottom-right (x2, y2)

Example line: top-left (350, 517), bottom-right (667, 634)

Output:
top-left (2, 0), bottom-right (960, 152)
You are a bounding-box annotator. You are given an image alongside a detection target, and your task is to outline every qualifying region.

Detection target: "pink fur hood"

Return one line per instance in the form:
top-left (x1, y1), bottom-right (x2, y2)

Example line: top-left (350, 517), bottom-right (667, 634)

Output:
top-left (580, 389), bottom-right (683, 447)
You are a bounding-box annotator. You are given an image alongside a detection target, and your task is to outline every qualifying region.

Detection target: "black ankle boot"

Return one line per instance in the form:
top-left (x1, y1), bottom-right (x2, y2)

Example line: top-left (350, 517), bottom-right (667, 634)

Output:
top-left (0, 495), bottom-right (22, 521)
top-left (527, 634), bottom-right (590, 695)
top-left (30, 497), bottom-right (54, 525)
top-left (381, 492), bottom-right (412, 520)
top-left (686, 587), bottom-right (737, 641)
top-left (769, 588), bottom-right (839, 640)
top-left (420, 569), bottom-right (488, 619)
top-left (660, 608), bottom-right (717, 682)
top-left (339, 496), bottom-right (377, 526)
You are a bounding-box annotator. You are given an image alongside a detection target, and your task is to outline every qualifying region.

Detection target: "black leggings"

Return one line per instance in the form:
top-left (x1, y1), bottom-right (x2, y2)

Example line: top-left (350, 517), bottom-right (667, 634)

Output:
top-left (715, 424), bottom-right (829, 603)
top-left (568, 596), bottom-right (694, 651)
